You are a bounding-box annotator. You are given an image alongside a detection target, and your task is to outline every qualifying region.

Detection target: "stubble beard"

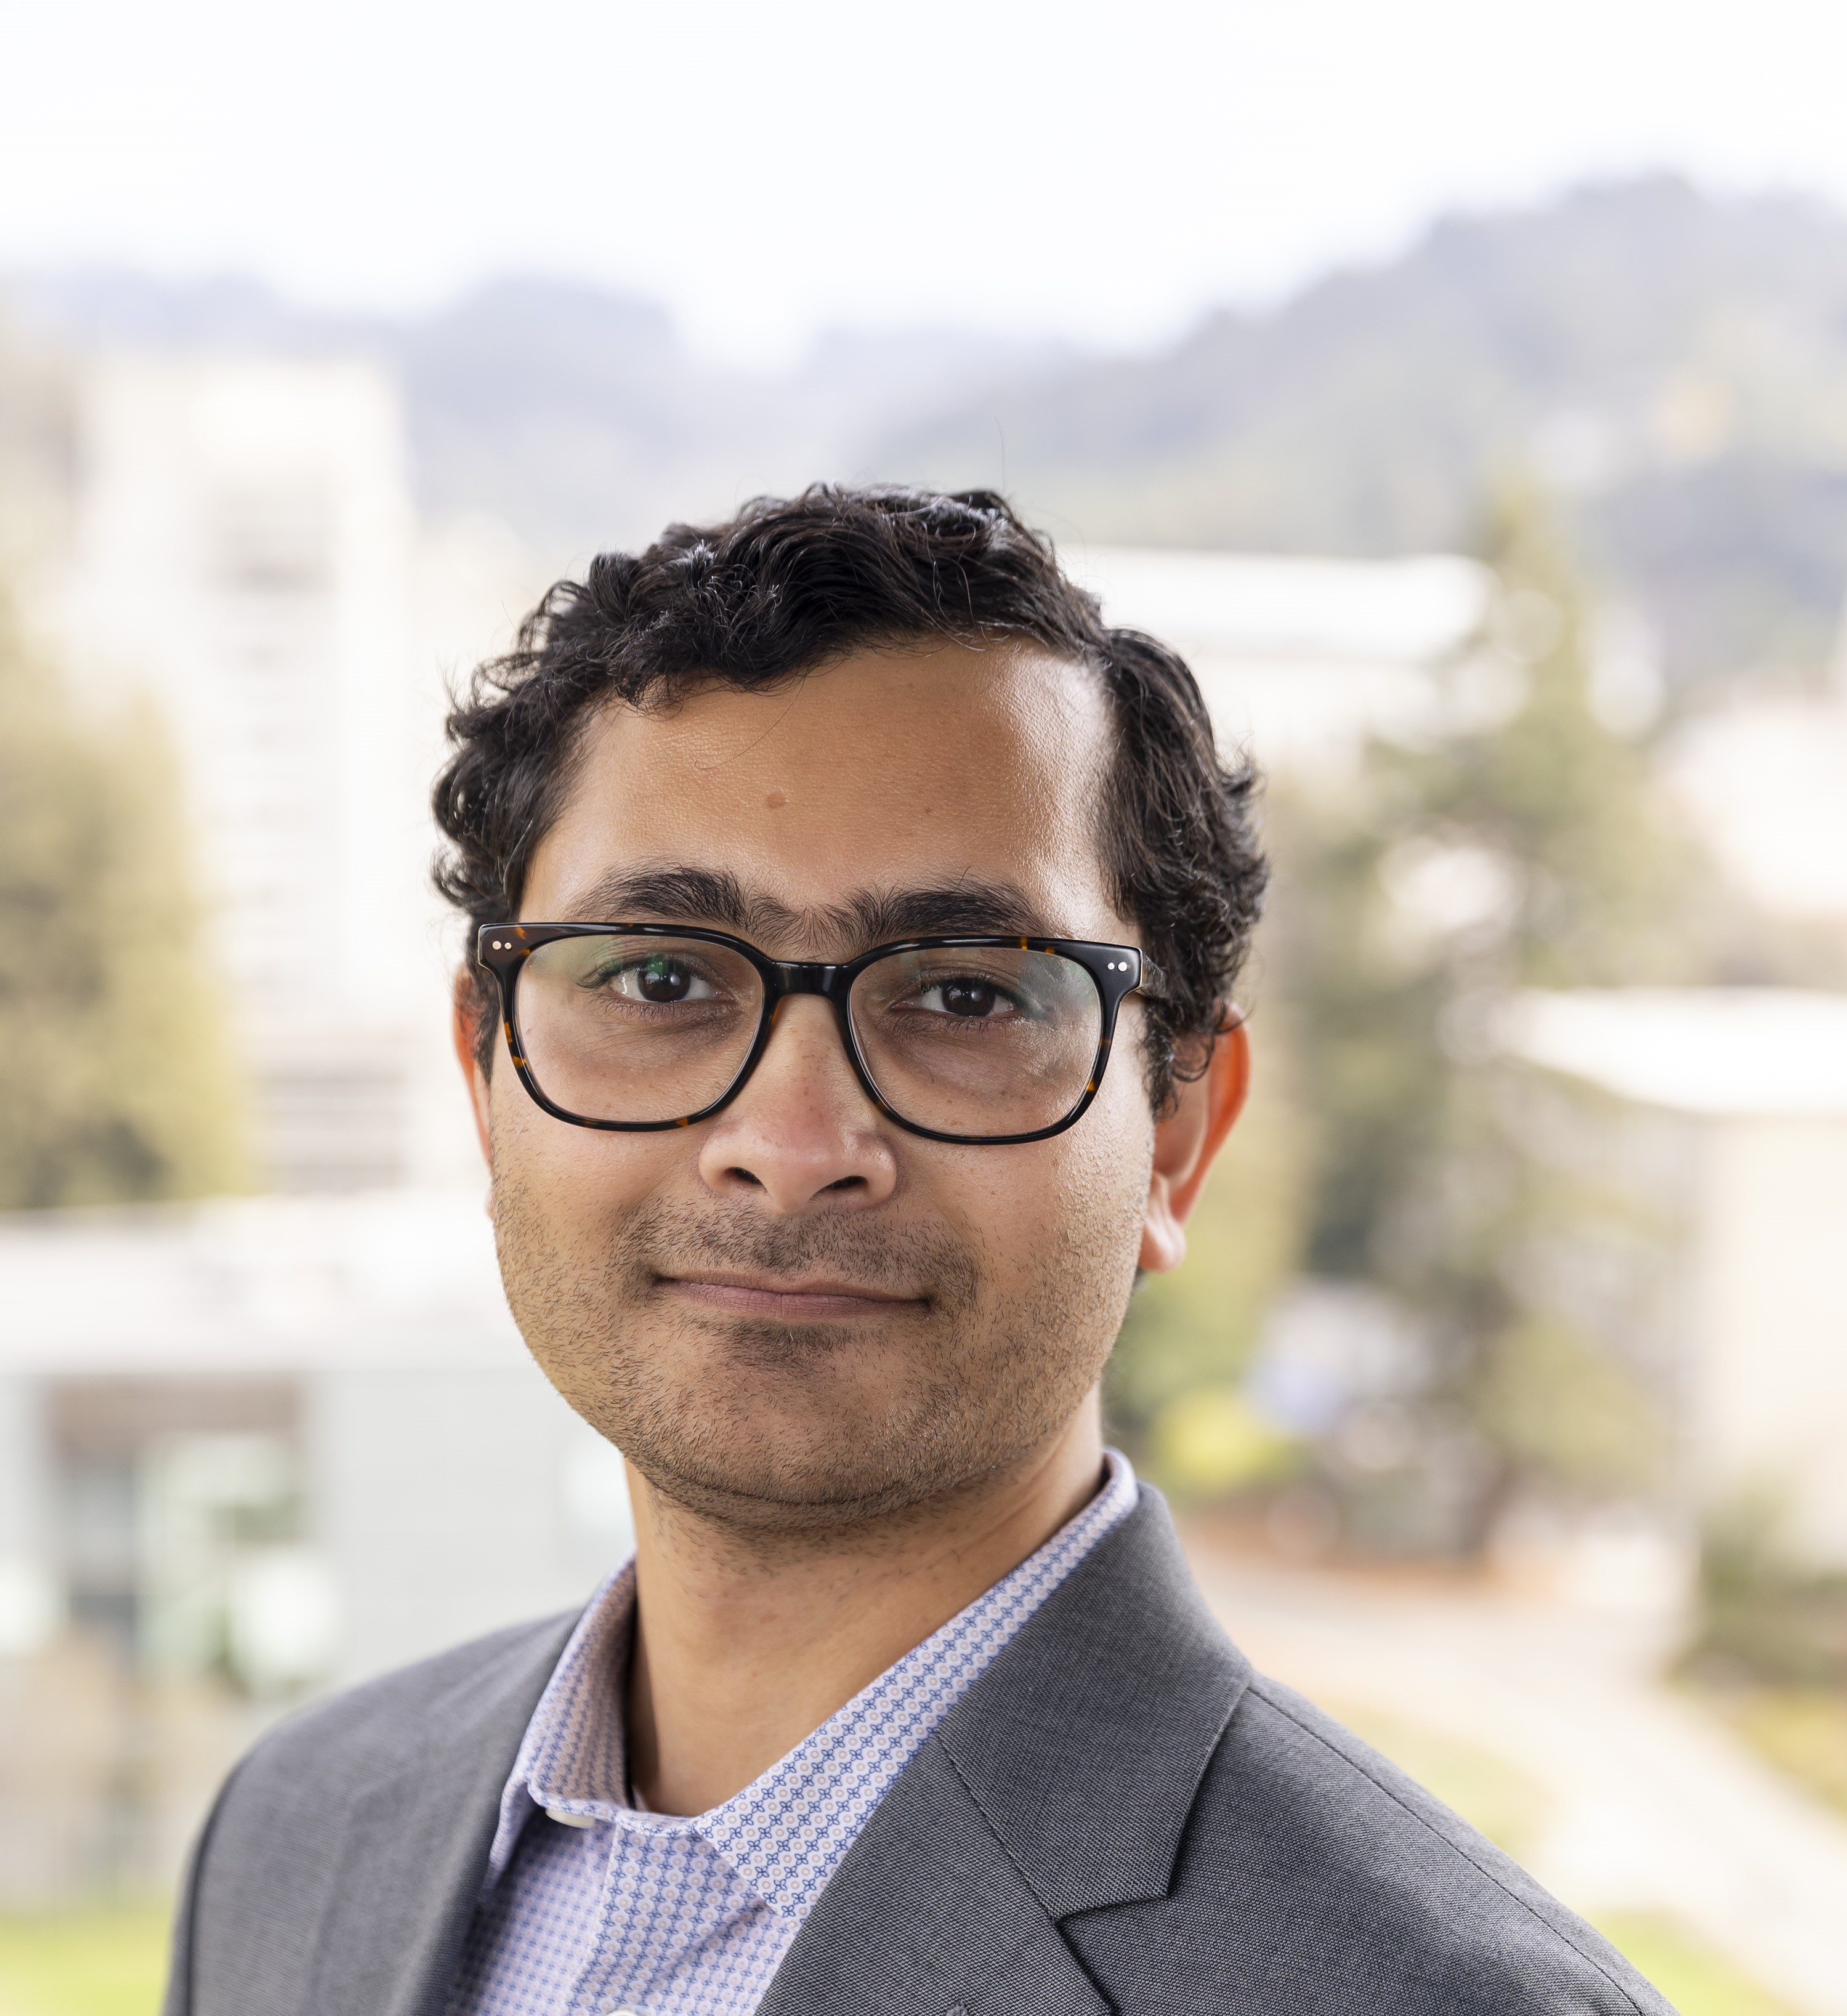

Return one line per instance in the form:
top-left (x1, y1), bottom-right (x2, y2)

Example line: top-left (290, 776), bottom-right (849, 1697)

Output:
top-left (490, 1177), bottom-right (1139, 1547)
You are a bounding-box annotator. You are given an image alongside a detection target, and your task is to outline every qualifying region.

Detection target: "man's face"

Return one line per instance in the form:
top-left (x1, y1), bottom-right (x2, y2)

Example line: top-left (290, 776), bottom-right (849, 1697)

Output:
top-left (475, 643), bottom-right (1165, 1535)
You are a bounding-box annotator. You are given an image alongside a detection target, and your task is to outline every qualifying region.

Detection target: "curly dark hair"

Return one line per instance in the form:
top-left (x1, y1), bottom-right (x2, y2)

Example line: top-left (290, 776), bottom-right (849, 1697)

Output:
top-left (432, 485), bottom-right (1266, 1111)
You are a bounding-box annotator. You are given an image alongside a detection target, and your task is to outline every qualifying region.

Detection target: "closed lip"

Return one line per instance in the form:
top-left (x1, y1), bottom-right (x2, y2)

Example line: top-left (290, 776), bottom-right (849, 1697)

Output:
top-left (660, 1270), bottom-right (925, 1315)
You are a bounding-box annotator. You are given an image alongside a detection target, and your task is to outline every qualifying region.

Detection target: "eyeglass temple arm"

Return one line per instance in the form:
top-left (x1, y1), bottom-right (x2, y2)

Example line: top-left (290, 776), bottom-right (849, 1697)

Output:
top-left (1131, 959), bottom-right (1247, 1038)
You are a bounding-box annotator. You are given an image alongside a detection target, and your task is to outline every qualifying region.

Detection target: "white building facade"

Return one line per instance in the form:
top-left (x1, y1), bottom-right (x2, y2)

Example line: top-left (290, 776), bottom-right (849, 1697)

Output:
top-left (51, 353), bottom-right (527, 1194)
top-left (1501, 988), bottom-right (1847, 1571)
top-left (0, 1192), bottom-right (631, 1901)
top-left (1067, 546), bottom-right (1493, 770)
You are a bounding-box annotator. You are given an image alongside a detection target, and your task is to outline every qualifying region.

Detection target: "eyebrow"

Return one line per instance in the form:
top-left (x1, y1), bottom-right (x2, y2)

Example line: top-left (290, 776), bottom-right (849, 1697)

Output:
top-left (556, 865), bottom-right (1057, 953)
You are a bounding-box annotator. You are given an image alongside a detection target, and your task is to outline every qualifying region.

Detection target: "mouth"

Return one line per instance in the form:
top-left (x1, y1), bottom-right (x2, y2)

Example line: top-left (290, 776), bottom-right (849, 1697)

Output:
top-left (657, 1270), bottom-right (929, 1322)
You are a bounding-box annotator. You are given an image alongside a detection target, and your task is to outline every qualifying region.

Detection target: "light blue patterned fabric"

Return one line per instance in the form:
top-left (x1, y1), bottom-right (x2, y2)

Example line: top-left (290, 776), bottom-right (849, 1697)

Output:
top-left (448, 1450), bottom-right (1137, 2016)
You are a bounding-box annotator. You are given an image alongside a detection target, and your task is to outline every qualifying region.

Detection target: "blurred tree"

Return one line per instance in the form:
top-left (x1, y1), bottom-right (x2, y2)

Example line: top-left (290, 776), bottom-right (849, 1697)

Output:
top-left (1683, 1494), bottom-right (1847, 1691)
top-left (0, 592), bottom-right (246, 1208)
top-left (0, 310), bottom-right (74, 579)
top-left (1263, 485), bottom-right (1706, 1541)
top-left (1107, 1012), bottom-right (1310, 1494)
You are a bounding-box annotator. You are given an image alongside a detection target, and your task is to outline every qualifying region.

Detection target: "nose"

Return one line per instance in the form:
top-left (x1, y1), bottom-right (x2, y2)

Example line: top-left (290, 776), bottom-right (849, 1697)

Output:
top-left (695, 995), bottom-right (899, 1212)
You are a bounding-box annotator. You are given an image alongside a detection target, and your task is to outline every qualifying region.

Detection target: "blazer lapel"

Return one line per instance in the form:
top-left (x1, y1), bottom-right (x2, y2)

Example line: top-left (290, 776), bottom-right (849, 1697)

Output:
top-left (759, 1487), bottom-right (1248, 2016)
top-left (303, 1615), bottom-right (578, 2016)
top-left (756, 1739), bottom-right (1112, 2016)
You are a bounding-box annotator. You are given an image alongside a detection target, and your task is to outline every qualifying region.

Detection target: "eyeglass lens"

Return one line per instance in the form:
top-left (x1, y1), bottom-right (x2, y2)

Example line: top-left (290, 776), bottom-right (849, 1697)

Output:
top-left (511, 935), bottom-right (1105, 1136)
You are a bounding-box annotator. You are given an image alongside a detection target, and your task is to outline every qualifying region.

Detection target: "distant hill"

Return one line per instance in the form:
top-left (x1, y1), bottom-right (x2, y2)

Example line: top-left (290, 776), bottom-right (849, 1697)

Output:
top-left (393, 283), bottom-right (1067, 560)
top-left (13, 177), bottom-right (1847, 688)
top-left (879, 177), bottom-right (1847, 689)
top-left (2, 269), bottom-right (1062, 560)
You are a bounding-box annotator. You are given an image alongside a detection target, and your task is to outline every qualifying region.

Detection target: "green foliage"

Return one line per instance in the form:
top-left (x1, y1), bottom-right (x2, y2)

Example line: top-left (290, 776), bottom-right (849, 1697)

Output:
top-left (1260, 486), bottom-right (1707, 1531)
top-left (1684, 1498), bottom-right (1847, 1690)
top-left (1110, 490), bottom-right (1715, 1525)
top-left (1591, 1914), bottom-right (1801, 2016)
top-left (0, 1905), bottom-right (171, 2016)
top-left (1148, 1388), bottom-right (1304, 1502)
top-left (1107, 1028), bottom-right (1308, 1471)
top-left (1700, 1686), bottom-right (1847, 1821)
top-left (1474, 1314), bottom-right (1667, 1497)
top-left (1276, 488), bottom-right (1699, 1257)
top-left (1379, 507), bottom-right (1698, 994)
top-left (1259, 787), bottom-right (1452, 1281)
top-left (0, 600), bottom-right (245, 1208)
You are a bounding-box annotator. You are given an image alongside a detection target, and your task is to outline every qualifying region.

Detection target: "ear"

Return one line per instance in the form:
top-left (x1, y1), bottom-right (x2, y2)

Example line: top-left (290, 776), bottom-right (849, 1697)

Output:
top-left (1139, 1018), bottom-right (1251, 1275)
top-left (452, 969), bottom-right (495, 1171)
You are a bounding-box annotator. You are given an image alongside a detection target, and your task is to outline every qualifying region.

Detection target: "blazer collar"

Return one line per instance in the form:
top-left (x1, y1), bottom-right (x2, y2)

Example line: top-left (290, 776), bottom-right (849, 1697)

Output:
top-left (758, 1485), bottom-right (1249, 2014)
top-left (933, 1482), bottom-right (1248, 1916)
top-left (334, 1487), bottom-right (1240, 2016)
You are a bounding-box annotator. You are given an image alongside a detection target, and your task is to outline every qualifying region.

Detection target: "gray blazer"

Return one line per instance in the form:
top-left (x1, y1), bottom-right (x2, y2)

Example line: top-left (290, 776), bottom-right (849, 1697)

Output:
top-left (164, 1486), bottom-right (1672, 2015)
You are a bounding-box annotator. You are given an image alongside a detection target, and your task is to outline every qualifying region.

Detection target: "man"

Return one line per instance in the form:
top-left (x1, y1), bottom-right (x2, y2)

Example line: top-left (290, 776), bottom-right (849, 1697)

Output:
top-left (164, 488), bottom-right (1668, 2015)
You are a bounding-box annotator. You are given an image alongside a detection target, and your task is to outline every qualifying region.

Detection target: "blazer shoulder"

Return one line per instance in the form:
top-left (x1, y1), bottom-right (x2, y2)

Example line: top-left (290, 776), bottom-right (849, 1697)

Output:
top-left (1062, 1673), bottom-right (1673, 2015)
top-left (168, 1612), bottom-right (580, 2016)
top-left (223, 1608), bottom-right (578, 1816)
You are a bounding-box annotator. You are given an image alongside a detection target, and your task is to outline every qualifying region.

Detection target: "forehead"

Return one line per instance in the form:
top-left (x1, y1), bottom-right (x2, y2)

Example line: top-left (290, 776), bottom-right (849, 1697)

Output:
top-left (522, 642), bottom-right (1120, 937)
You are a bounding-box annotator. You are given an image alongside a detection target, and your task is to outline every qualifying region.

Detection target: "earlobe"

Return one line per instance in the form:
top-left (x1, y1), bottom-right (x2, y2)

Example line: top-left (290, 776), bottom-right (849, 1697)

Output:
top-left (1139, 1019), bottom-right (1251, 1276)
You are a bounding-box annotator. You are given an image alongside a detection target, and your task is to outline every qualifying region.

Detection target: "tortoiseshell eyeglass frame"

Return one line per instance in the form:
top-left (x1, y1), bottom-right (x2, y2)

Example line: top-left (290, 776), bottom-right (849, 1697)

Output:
top-left (475, 923), bottom-right (1168, 1146)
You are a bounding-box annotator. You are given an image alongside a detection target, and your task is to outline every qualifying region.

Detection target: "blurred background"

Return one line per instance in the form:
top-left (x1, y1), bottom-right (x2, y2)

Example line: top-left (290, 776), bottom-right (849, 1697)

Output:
top-left (2, 2), bottom-right (1847, 2010)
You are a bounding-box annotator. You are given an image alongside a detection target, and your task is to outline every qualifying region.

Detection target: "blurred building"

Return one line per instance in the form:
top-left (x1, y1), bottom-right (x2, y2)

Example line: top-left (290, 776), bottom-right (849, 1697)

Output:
top-left (0, 1190), bottom-right (630, 1901)
top-left (49, 352), bottom-right (537, 1195)
top-left (0, 341), bottom-right (569, 1901)
top-left (1069, 546), bottom-right (1494, 768)
top-left (1500, 988), bottom-right (1847, 1571)
top-left (1665, 655), bottom-right (1847, 926)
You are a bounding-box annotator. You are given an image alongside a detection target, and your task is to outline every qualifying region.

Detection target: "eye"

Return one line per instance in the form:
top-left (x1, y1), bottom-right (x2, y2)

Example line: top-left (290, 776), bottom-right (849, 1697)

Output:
top-left (604, 955), bottom-right (719, 1006)
top-left (913, 975), bottom-right (1018, 1020)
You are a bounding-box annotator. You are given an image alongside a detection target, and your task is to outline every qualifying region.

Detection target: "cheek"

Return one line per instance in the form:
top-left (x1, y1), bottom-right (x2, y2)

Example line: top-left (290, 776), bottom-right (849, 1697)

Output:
top-left (1061, 1079), bottom-right (1158, 1235)
top-left (487, 1067), bottom-right (680, 1220)
top-left (929, 1084), bottom-right (1156, 1282)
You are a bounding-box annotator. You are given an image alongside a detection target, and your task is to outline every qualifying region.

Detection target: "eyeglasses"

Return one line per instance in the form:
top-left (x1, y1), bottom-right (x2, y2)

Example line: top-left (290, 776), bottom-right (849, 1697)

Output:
top-left (476, 924), bottom-right (1166, 1145)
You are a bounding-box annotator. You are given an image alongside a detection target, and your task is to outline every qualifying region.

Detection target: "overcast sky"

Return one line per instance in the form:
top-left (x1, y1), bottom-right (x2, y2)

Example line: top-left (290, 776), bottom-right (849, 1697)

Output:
top-left (1, 0), bottom-right (1841, 365)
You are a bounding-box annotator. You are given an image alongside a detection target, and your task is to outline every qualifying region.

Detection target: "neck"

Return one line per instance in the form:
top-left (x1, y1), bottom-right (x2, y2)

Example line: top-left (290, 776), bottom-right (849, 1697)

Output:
top-left (623, 1393), bottom-right (1106, 1816)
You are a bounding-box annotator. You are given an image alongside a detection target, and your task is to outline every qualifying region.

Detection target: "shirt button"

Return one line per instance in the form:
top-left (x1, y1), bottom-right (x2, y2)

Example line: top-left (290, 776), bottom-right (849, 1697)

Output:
top-left (544, 1805), bottom-right (597, 1829)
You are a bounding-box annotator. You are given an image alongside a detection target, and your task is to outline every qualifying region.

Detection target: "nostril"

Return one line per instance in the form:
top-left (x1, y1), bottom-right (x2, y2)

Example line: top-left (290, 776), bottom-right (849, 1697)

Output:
top-left (823, 1175), bottom-right (865, 1193)
top-left (727, 1168), bottom-right (765, 1188)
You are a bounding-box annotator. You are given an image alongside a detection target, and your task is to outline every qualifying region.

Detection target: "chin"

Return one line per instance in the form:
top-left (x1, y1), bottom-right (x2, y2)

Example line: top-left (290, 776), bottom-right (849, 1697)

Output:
top-left (608, 1369), bottom-right (1037, 1541)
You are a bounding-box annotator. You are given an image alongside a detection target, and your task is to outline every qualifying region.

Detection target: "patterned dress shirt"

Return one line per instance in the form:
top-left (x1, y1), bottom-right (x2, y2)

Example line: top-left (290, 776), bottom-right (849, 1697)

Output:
top-left (447, 1450), bottom-right (1137, 2016)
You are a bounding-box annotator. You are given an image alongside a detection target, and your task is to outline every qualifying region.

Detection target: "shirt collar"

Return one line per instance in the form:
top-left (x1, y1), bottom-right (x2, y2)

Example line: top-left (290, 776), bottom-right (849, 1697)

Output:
top-left (484, 1450), bottom-right (1138, 1919)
